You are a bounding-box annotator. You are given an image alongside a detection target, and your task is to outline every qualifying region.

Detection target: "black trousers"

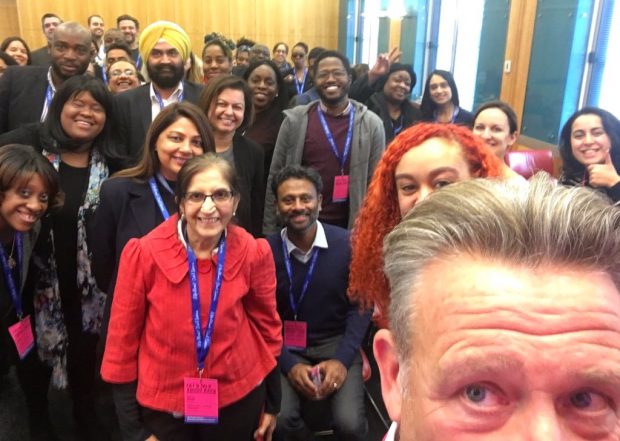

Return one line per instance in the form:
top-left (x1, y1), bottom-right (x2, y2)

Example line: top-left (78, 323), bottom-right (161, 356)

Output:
top-left (142, 381), bottom-right (266, 441)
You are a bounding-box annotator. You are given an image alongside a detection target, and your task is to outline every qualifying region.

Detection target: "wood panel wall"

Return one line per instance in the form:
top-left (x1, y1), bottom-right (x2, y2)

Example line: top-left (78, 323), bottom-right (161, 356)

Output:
top-left (8, 0), bottom-right (340, 55)
top-left (0, 0), bottom-right (19, 42)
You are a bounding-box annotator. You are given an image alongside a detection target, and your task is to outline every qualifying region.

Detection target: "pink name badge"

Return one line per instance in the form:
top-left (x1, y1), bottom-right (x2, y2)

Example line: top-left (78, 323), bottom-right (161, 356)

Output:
top-left (184, 377), bottom-right (218, 424)
top-left (8, 315), bottom-right (34, 360)
top-left (332, 175), bottom-right (349, 202)
top-left (284, 320), bottom-right (307, 349)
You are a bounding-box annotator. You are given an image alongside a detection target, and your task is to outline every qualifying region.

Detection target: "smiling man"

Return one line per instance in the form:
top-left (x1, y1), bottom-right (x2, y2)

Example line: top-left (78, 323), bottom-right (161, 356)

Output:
top-left (264, 50), bottom-right (385, 234)
top-left (375, 175), bottom-right (620, 441)
top-left (0, 22), bottom-right (91, 133)
top-left (267, 165), bottom-right (371, 440)
top-left (113, 20), bottom-right (203, 162)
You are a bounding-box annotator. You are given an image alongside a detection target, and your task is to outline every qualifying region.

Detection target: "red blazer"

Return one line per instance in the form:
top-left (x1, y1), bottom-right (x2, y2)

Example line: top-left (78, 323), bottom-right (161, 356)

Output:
top-left (101, 215), bottom-right (282, 413)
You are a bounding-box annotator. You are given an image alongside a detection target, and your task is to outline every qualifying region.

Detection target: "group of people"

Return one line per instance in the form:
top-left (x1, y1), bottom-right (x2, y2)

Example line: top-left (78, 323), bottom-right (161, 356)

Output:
top-left (1, 10), bottom-right (620, 441)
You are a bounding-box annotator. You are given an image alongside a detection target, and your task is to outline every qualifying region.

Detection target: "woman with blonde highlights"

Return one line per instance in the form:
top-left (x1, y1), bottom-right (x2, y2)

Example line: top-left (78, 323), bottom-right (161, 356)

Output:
top-left (348, 123), bottom-right (503, 327)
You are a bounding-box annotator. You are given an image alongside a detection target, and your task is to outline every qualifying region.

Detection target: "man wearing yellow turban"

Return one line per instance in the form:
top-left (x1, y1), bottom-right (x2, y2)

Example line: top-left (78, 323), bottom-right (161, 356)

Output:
top-left (114, 20), bottom-right (205, 162)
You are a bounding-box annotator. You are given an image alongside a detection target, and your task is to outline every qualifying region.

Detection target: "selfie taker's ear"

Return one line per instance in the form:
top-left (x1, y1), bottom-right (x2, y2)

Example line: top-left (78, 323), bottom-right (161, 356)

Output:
top-left (374, 329), bottom-right (403, 423)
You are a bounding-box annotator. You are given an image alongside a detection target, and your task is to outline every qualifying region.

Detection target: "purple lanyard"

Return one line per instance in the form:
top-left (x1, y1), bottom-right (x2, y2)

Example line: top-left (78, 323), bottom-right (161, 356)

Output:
top-left (316, 106), bottom-right (355, 175)
top-left (281, 239), bottom-right (319, 320)
top-left (0, 233), bottom-right (24, 317)
top-left (148, 173), bottom-right (174, 220)
top-left (294, 69), bottom-right (308, 95)
top-left (187, 234), bottom-right (226, 372)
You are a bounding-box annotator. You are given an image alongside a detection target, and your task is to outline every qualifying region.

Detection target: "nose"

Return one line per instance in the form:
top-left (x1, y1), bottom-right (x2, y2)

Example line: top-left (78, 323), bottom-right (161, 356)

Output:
top-left (200, 196), bottom-right (216, 211)
top-left (292, 198), bottom-right (304, 210)
top-left (179, 139), bottom-right (192, 152)
top-left (584, 132), bottom-right (594, 145)
top-left (481, 127), bottom-right (492, 139)
top-left (418, 185), bottom-right (433, 204)
top-left (524, 398), bottom-right (563, 441)
top-left (26, 197), bottom-right (44, 213)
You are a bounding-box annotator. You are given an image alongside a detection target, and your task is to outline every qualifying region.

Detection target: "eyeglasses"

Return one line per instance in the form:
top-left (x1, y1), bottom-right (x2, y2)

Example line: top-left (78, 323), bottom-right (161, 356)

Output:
top-left (110, 68), bottom-right (137, 77)
top-left (184, 190), bottom-right (235, 205)
top-left (292, 53), bottom-right (305, 58)
top-left (315, 69), bottom-right (348, 81)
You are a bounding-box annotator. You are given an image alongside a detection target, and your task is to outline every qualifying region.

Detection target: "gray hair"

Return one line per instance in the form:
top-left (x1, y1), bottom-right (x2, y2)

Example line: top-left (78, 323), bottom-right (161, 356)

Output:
top-left (384, 173), bottom-right (620, 362)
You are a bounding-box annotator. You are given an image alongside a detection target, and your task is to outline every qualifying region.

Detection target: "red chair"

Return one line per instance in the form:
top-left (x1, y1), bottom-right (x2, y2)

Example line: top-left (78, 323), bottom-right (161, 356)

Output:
top-left (505, 149), bottom-right (554, 179)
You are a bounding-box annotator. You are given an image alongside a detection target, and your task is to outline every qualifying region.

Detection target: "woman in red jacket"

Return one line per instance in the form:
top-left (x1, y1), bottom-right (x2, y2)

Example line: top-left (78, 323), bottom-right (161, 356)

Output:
top-left (102, 154), bottom-right (282, 440)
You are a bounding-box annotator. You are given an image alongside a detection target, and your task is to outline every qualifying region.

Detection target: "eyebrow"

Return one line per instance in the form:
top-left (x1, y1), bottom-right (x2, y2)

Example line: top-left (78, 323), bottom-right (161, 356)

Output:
top-left (395, 167), bottom-right (461, 182)
top-left (435, 352), bottom-right (526, 389)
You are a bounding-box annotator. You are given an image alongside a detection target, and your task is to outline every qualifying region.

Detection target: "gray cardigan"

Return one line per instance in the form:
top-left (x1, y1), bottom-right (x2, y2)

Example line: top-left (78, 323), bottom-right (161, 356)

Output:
top-left (263, 99), bottom-right (385, 235)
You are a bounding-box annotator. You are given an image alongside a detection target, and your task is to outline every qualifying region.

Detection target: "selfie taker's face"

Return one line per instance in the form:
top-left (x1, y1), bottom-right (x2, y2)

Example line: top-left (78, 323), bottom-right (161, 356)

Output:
top-left (375, 255), bottom-right (620, 440)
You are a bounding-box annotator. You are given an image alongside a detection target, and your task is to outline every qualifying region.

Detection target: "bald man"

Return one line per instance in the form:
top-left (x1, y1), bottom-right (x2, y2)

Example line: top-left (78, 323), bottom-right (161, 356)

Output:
top-left (113, 20), bottom-right (204, 162)
top-left (0, 21), bottom-right (92, 133)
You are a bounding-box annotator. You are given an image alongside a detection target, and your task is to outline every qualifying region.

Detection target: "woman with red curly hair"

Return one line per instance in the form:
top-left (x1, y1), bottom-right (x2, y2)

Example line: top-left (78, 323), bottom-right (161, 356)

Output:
top-left (348, 123), bottom-right (503, 327)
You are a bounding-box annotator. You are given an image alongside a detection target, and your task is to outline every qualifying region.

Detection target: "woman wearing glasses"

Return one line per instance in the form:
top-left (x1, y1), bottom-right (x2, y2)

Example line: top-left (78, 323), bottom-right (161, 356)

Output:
top-left (102, 154), bottom-right (282, 440)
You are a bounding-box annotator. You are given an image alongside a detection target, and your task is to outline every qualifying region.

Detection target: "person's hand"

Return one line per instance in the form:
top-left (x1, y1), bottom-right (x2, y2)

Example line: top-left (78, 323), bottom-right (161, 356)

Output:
top-left (368, 47), bottom-right (402, 85)
top-left (287, 363), bottom-right (319, 399)
top-left (316, 359), bottom-right (347, 398)
top-left (588, 153), bottom-right (620, 188)
top-left (145, 435), bottom-right (159, 441)
top-left (254, 412), bottom-right (277, 441)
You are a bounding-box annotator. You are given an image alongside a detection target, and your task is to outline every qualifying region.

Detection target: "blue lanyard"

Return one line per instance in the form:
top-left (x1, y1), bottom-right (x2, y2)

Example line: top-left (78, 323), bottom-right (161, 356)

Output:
top-left (154, 88), bottom-right (184, 111)
top-left (135, 54), bottom-right (142, 70)
top-left (294, 69), bottom-right (308, 95)
top-left (392, 115), bottom-right (404, 136)
top-left (40, 84), bottom-right (54, 122)
top-left (317, 106), bottom-right (355, 174)
top-left (0, 233), bottom-right (24, 318)
top-left (187, 234), bottom-right (226, 372)
top-left (101, 67), bottom-right (108, 85)
top-left (280, 239), bottom-right (319, 320)
top-left (147, 173), bottom-right (173, 220)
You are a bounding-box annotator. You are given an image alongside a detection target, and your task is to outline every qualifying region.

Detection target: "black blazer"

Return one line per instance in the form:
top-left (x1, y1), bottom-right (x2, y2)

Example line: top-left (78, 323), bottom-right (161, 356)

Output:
top-left (90, 177), bottom-right (173, 296)
top-left (90, 176), bottom-right (176, 365)
top-left (113, 81), bottom-right (205, 163)
top-left (0, 66), bottom-right (49, 134)
top-left (232, 134), bottom-right (266, 238)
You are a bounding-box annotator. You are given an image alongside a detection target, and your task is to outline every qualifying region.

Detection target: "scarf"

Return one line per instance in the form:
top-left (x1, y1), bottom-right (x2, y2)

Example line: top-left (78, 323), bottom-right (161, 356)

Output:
top-left (33, 149), bottom-right (108, 387)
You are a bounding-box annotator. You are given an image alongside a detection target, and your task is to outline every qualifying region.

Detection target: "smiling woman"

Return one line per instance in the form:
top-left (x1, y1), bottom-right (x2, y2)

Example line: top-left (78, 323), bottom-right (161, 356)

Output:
top-left (198, 75), bottom-right (265, 237)
top-left (0, 36), bottom-right (31, 66)
top-left (101, 153), bottom-right (282, 441)
top-left (106, 60), bottom-right (140, 95)
top-left (0, 75), bottom-right (128, 438)
top-left (90, 102), bottom-right (215, 440)
top-left (0, 144), bottom-right (62, 439)
top-left (558, 107), bottom-right (620, 202)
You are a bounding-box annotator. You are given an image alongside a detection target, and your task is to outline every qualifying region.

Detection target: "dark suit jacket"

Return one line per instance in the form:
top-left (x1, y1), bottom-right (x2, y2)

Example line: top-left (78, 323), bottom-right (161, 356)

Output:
top-left (0, 66), bottom-right (49, 134)
top-left (90, 176), bottom-right (175, 357)
top-left (30, 46), bottom-right (52, 66)
top-left (113, 81), bottom-right (205, 163)
top-left (232, 134), bottom-right (265, 238)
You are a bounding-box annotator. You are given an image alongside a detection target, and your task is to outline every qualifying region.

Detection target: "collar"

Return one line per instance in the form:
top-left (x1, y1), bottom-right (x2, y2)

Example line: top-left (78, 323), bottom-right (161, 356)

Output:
top-left (319, 99), bottom-right (352, 116)
top-left (176, 217), bottom-right (227, 255)
top-left (46, 67), bottom-right (57, 93)
top-left (149, 81), bottom-right (184, 104)
top-left (384, 422), bottom-right (398, 441)
top-left (280, 220), bottom-right (328, 264)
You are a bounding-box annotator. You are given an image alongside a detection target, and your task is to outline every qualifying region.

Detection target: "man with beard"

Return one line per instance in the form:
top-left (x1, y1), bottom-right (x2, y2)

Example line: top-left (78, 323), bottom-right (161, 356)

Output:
top-left (88, 14), bottom-right (105, 65)
top-left (0, 21), bottom-right (91, 133)
top-left (113, 20), bottom-right (203, 162)
top-left (267, 165), bottom-right (371, 441)
top-left (116, 14), bottom-right (140, 67)
top-left (264, 50), bottom-right (385, 234)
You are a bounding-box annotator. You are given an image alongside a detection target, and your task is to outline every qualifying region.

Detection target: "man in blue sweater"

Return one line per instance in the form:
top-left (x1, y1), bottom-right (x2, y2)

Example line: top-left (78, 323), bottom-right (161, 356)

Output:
top-left (267, 165), bottom-right (371, 441)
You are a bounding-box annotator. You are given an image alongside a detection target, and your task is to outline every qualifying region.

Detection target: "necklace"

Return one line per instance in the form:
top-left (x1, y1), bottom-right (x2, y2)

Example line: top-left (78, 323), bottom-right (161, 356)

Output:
top-left (7, 235), bottom-right (16, 269)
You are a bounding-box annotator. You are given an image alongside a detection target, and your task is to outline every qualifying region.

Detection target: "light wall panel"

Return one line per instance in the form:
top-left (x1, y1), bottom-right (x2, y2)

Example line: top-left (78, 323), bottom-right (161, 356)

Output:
top-left (13, 0), bottom-right (339, 57)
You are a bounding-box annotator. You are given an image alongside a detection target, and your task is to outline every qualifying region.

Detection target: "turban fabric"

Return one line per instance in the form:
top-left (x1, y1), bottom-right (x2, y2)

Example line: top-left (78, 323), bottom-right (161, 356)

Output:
top-left (139, 20), bottom-right (191, 62)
